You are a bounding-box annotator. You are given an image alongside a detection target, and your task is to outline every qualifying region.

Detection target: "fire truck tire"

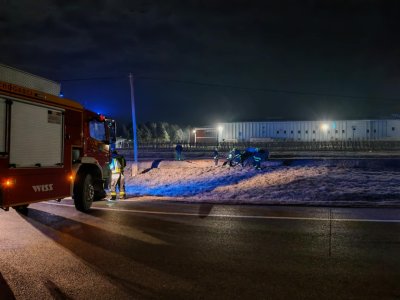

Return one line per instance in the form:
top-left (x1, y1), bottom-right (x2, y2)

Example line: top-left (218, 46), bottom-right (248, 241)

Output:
top-left (94, 189), bottom-right (107, 201)
top-left (13, 205), bottom-right (29, 214)
top-left (74, 174), bottom-right (94, 212)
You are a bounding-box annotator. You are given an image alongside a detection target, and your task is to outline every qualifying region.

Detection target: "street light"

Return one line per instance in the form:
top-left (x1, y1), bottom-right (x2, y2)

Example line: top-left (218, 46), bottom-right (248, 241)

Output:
top-left (321, 123), bottom-right (329, 132)
top-left (193, 130), bottom-right (196, 144)
top-left (129, 73), bottom-right (138, 176)
top-left (217, 126), bottom-right (223, 145)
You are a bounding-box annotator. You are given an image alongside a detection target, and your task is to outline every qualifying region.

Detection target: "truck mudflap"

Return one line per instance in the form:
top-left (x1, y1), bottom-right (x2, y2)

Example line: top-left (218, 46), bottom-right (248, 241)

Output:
top-left (0, 187), bottom-right (8, 211)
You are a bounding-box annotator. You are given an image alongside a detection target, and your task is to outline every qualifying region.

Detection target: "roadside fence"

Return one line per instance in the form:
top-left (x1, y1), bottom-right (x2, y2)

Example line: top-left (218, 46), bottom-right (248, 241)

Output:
top-left (120, 141), bottom-right (400, 152)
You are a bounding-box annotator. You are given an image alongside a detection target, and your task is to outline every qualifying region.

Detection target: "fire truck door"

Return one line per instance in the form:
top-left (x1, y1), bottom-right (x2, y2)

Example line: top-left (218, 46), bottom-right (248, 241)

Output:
top-left (10, 100), bottom-right (64, 167)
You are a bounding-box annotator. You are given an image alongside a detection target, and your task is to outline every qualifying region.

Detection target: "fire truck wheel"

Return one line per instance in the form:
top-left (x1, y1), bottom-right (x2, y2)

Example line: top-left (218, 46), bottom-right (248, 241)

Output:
top-left (75, 174), bottom-right (94, 212)
top-left (13, 205), bottom-right (29, 214)
top-left (94, 189), bottom-right (107, 201)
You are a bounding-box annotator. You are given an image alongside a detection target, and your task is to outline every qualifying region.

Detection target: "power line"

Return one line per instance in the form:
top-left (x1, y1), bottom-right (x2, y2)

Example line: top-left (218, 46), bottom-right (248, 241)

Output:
top-left (59, 76), bottom-right (123, 82)
top-left (58, 75), bottom-right (400, 103)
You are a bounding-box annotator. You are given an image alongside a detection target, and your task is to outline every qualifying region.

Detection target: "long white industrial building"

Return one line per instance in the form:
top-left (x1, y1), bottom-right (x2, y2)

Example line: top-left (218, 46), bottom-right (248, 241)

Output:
top-left (212, 120), bottom-right (400, 142)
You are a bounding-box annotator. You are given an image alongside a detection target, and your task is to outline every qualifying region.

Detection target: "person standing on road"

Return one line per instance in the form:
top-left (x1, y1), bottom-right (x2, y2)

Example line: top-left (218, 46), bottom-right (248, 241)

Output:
top-left (110, 150), bottom-right (126, 200)
top-left (253, 149), bottom-right (262, 170)
top-left (213, 148), bottom-right (219, 166)
top-left (175, 143), bottom-right (183, 161)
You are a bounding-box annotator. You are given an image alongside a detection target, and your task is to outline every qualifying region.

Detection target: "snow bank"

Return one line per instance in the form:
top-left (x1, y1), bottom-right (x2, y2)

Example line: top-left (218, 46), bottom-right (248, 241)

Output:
top-left (123, 159), bottom-right (400, 207)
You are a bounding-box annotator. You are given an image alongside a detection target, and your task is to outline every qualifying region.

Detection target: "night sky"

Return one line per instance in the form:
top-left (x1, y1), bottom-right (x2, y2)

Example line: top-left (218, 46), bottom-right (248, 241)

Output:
top-left (1, 0), bottom-right (400, 126)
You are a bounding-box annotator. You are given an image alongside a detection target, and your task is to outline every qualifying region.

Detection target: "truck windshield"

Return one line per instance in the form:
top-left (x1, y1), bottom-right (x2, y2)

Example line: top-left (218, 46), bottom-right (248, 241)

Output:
top-left (89, 120), bottom-right (106, 142)
top-left (107, 120), bottom-right (116, 144)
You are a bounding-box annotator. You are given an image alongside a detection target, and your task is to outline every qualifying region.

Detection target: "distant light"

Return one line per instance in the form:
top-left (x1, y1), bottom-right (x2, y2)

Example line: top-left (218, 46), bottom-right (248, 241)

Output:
top-left (193, 130), bottom-right (196, 133)
top-left (98, 114), bottom-right (106, 122)
top-left (218, 126), bottom-right (223, 132)
top-left (321, 123), bottom-right (329, 131)
top-left (59, 92), bottom-right (64, 98)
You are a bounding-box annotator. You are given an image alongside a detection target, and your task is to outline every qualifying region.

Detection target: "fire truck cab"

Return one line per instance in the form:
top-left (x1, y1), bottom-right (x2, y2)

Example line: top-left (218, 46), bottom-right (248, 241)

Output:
top-left (0, 64), bottom-right (114, 212)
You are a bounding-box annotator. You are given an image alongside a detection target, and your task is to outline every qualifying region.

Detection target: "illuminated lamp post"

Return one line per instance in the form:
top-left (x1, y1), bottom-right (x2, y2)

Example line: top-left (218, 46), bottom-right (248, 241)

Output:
top-left (217, 126), bottom-right (223, 146)
top-left (193, 130), bottom-right (197, 144)
top-left (129, 73), bottom-right (138, 176)
top-left (320, 123), bottom-right (329, 141)
top-left (321, 123), bottom-right (329, 132)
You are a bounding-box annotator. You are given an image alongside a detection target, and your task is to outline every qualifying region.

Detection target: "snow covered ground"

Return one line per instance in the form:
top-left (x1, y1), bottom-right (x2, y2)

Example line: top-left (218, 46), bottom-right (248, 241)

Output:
top-left (123, 159), bottom-right (400, 207)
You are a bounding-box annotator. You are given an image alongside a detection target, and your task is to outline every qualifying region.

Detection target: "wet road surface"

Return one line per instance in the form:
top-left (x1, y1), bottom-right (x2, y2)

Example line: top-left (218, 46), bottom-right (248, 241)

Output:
top-left (1, 199), bottom-right (400, 299)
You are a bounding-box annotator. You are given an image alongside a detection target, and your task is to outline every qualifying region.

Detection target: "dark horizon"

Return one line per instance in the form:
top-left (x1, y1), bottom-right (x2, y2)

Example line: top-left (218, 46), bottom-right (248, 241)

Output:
top-left (2, 1), bottom-right (400, 126)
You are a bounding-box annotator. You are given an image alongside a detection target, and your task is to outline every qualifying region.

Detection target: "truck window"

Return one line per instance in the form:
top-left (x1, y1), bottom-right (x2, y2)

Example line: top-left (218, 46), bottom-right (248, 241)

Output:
top-left (107, 120), bottom-right (116, 143)
top-left (89, 120), bottom-right (106, 142)
top-left (0, 98), bottom-right (6, 153)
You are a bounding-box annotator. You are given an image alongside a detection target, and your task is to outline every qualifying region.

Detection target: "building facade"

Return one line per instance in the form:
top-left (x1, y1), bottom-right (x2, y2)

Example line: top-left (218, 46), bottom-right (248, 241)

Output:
top-left (194, 120), bottom-right (400, 143)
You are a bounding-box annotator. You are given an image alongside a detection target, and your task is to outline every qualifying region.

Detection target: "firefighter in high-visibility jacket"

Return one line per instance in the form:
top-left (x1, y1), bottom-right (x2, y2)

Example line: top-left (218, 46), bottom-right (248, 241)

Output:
top-left (109, 150), bottom-right (126, 200)
top-left (253, 148), bottom-right (262, 170)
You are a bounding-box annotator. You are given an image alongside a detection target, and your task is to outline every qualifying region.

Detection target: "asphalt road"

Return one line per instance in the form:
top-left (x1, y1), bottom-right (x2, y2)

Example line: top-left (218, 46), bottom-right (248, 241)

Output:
top-left (1, 200), bottom-right (400, 300)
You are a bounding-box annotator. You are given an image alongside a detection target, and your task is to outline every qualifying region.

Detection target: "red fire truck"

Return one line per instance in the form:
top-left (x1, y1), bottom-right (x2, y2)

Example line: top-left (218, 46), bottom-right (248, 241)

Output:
top-left (0, 64), bottom-right (114, 212)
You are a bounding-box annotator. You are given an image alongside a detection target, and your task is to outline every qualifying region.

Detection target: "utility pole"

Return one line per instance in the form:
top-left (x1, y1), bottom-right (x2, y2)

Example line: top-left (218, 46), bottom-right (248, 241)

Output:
top-left (129, 73), bottom-right (138, 176)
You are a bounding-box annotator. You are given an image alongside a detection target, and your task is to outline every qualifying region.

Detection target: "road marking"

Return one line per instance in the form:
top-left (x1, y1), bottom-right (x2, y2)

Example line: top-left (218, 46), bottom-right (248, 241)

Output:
top-left (42, 202), bottom-right (400, 223)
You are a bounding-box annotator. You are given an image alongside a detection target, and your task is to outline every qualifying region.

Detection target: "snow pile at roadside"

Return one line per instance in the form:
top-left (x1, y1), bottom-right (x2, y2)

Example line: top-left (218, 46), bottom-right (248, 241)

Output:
top-left (124, 159), bottom-right (400, 206)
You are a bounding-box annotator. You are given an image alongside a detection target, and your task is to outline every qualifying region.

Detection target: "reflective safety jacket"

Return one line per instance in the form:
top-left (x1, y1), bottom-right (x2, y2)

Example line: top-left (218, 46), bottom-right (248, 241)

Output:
top-left (254, 156), bottom-right (262, 162)
top-left (110, 157), bottom-right (122, 174)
